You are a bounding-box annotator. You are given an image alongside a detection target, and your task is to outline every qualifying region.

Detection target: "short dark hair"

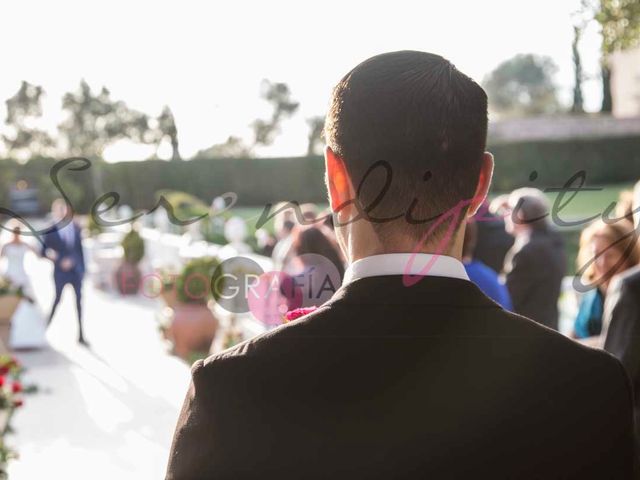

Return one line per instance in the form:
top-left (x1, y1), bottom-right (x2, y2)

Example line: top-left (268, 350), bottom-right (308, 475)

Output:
top-left (324, 50), bottom-right (488, 245)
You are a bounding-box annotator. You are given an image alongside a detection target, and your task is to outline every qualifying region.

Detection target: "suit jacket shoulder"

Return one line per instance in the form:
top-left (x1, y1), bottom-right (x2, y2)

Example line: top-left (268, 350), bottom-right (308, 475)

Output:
top-left (167, 276), bottom-right (636, 479)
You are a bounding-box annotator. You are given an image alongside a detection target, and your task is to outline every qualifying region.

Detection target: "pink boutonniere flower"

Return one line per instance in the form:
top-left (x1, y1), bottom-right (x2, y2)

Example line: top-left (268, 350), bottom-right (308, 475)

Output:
top-left (284, 306), bottom-right (318, 322)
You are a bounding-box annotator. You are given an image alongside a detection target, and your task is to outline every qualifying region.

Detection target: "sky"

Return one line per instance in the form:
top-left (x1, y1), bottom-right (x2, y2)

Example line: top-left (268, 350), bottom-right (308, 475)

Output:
top-left (0, 0), bottom-right (605, 161)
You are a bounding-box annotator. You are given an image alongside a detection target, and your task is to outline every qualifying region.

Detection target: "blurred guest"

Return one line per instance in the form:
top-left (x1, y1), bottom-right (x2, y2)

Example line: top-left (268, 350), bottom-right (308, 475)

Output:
top-left (572, 220), bottom-right (639, 340)
top-left (292, 226), bottom-right (345, 280)
top-left (271, 201), bottom-right (296, 270)
top-left (602, 180), bottom-right (640, 437)
top-left (472, 200), bottom-right (514, 273)
top-left (489, 194), bottom-right (510, 216)
top-left (462, 220), bottom-right (512, 309)
top-left (616, 190), bottom-right (636, 225)
top-left (255, 228), bottom-right (276, 257)
top-left (286, 225), bottom-right (344, 307)
top-left (300, 203), bottom-right (318, 222)
top-left (272, 202), bottom-right (319, 270)
top-left (503, 188), bottom-right (566, 330)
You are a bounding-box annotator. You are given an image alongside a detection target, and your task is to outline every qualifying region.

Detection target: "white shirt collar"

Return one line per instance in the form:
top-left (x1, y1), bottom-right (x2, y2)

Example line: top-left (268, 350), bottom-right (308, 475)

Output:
top-left (343, 253), bottom-right (469, 285)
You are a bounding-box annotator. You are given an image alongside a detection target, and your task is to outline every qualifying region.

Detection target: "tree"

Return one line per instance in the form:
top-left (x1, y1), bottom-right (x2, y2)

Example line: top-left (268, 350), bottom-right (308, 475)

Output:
top-left (58, 80), bottom-right (157, 159)
top-left (483, 54), bottom-right (560, 116)
top-left (583, 0), bottom-right (640, 112)
top-left (58, 80), bottom-right (159, 193)
top-left (196, 80), bottom-right (299, 158)
top-left (3, 81), bottom-right (55, 159)
top-left (571, 25), bottom-right (585, 113)
top-left (251, 80), bottom-right (299, 147)
top-left (306, 116), bottom-right (325, 156)
top-left (193, 136), bottom-right (252, 158)
top-left (156, 106), bottom-right (181, 161)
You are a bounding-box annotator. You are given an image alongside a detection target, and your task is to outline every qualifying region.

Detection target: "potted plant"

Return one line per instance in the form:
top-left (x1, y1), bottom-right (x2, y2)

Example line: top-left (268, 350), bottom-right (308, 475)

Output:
top-left (155, 267), bottom-right (180, 343)
top-left (115, 228), bottom-right (145, 295)
top-left (0, 279), bottom-right (24, 351)
top-left (157, 267), bottom-right (180, 309)
top-left (168, 257), bottom-right (220, 359)
top-left (87, 213), bottom-right (103, 237)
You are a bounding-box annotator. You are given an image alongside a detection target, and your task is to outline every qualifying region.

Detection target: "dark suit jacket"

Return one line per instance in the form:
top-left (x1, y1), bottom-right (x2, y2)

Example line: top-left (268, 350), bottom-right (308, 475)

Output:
top-left (166, 276), bottom-right (636, 479)
top-left (603, 266), bottom-right (640, 435)
top-left (504, 229), bottom-right (566, 330)
top-left (41, 222), bottom-right (85, 279)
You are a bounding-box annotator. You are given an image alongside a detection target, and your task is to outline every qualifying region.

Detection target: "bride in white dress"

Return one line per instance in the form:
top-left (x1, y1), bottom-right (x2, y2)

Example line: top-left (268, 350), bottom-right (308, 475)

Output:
top-left (1, 226), bottom-right (47, 349)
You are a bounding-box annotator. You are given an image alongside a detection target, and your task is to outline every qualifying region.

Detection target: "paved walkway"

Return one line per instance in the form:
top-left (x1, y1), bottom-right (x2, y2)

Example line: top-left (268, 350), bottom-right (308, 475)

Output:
top-left (7, 252), bottom-right (191, 479)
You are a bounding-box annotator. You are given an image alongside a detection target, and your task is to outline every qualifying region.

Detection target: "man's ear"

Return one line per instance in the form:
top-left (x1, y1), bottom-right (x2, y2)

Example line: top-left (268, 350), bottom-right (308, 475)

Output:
top-left (467, 152), bottom-right (494, 217)
top-left (325, 146), bottom-right (353, 212)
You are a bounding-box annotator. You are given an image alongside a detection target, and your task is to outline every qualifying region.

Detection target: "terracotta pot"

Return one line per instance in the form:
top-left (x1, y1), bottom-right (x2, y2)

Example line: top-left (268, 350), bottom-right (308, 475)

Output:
top-left (0, 295), bottom-right (20, 323)
top-left (0, 338), bottom-right (8, 355)
top-left (0, 408), bottom-right (11, 434)
top-left (0, 295), bottom-right (20, 348)
top-left (169, 303), bottom-right (218, 359)
top-left (160, 287), bottom-right (178, 309)
top-left (115, 262), bottom-right (141, 295)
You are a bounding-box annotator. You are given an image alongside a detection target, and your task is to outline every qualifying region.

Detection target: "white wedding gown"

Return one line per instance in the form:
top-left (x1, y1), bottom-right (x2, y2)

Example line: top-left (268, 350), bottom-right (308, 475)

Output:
top-left (2, 243), bottom-right (47, 349)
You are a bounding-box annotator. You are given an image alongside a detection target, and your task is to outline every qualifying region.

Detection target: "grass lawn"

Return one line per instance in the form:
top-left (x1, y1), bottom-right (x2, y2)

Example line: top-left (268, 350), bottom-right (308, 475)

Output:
top-left (540, 182), bottom-right (633, 220)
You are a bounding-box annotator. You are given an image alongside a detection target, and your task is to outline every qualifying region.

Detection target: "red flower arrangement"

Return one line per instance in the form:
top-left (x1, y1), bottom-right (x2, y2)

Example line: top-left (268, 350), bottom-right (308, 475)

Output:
top-left (0, 354), bottom-right (37, 475)
top-left (284, 306), bottom-right (318, 322)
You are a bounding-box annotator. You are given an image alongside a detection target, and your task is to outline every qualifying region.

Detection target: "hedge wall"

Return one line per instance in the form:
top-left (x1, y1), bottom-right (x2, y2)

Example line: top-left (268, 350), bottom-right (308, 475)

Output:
top-left (489, 135), bottom-right (640, 191)
top-left (102, 156), bottom-right (327, 209)
top-left (1, 134), bottom-right (639, 213)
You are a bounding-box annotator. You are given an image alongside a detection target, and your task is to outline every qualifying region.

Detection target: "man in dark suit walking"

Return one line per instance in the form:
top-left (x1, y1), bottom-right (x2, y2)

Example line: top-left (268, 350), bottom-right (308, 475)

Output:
top-left (166, 51), bottom-right (636, 479)
top-left (41, 199), bottom-right (88, 346)
top-left (503, 188), bottom-right (567, 330)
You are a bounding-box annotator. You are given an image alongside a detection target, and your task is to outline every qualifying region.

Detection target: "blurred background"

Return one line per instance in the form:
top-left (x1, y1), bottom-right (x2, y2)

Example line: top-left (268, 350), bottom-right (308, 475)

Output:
top-left (0, 0), bottom-right (639, 478)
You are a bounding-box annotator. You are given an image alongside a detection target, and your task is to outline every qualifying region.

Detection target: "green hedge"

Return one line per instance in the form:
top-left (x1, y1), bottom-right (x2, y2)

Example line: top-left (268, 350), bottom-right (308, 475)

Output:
top-left (102, 156), bottom-right (327, 209)
top-left (489, 135), bottom-right (640, 191)
top-left (1, 135), bottom-right (639, 213)
top-left (0, 157), bottom-right (93, 214)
